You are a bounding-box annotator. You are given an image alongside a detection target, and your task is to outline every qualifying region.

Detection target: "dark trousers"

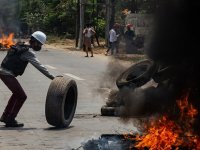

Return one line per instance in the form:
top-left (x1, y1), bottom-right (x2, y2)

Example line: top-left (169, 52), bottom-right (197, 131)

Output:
top-left (110, 41), bottom-right (118, 55)
top-left (0, 74), bottom-right (27, 120)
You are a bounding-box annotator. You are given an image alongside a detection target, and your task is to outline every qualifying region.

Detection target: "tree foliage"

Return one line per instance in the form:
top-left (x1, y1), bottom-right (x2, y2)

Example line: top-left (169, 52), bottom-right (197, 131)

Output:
top-left (18, 0), bottom-right (157, 38)
top-left (19, 0), bottom-right (77, 37)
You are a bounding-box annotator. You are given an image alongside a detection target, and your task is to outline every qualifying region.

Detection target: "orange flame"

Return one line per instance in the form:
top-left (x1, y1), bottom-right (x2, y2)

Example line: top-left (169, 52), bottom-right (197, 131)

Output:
top-left (0, 33), bottom-right (15, 48)
top-left (177, 93), bottom-right (198, 119)
top-left (124, 93), bottom-right (200, 149)
top-left (135, 116), bottom-right (182, 150)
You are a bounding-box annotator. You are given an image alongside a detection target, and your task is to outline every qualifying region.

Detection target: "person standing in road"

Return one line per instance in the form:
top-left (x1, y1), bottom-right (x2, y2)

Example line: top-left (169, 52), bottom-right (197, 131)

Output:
top-left (105, 23), bottom-right (120, 56)
top-left (124, 24), bottom-right (135, 53)
top-left (0, 31), bottom-right (55, 127)
top-left (83, 23), bottom-right (96, 57)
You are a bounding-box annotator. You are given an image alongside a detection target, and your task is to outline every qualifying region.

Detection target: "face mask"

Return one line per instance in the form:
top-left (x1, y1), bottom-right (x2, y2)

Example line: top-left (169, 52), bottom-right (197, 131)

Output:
top-left (33, 45), bottom-right (42, 51)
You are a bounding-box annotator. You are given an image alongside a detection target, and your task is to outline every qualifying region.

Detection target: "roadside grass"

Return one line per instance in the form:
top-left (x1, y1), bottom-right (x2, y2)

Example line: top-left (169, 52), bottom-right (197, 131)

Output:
top-left (46, 35), bottom-right (69, 44)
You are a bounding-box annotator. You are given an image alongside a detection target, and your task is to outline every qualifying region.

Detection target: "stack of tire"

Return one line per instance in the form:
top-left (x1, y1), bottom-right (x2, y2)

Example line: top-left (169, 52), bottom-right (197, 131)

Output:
top-left (101, 59), bottom-right (156, 116)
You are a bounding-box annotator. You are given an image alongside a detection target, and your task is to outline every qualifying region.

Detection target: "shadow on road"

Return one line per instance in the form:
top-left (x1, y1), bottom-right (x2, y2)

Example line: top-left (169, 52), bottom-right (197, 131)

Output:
top-left (44, 125), bottom-right (74, 131)
top-left (0, 126), bottom-right (37, 130)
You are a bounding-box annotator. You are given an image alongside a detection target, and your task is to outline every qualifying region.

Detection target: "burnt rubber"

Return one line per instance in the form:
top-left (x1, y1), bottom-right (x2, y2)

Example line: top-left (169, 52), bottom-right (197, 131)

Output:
top-left (101, 105), bottom-right (117, 116)
top-left (45, 77), bottom-right (78, 128)
top-left (116, 59), bottom-right (157, 89)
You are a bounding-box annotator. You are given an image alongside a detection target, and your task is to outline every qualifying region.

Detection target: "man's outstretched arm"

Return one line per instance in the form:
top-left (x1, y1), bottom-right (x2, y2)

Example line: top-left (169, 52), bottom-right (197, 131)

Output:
top-left (21, 50), bottom-right (55, 80)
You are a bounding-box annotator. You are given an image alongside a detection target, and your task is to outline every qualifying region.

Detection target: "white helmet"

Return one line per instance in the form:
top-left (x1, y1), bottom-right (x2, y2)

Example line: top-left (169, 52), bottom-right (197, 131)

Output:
top-left (31, 31), bottom-right (46, 45)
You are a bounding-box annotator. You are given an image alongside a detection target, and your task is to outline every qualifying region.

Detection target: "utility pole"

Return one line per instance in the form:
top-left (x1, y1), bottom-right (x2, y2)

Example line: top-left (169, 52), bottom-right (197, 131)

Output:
top-left (105, 0), bottom-right (115, 46)
top-left (105, 0), bottom-right (111, 46)
top-left (110, 0), bottom-right (115, 28)
top-left (75, 0), bottom-right (80, 48)
top-left (78, 0), bottom-right (85, 49)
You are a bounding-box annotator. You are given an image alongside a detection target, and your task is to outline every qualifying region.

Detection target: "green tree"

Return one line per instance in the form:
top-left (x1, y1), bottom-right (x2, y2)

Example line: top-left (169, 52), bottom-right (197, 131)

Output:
top-left (19, 0), bottom-right (77, 37)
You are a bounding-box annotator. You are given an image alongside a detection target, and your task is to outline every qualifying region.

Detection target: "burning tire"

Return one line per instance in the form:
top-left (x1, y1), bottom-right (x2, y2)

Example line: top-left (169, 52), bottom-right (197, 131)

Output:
top-left (101, 105), bottom-right (123, 116)
top-left (101, 105), bottom-right (116, 116)
top-left (45, 76), bottom-right (78, 128)
top-left (116, 59), bottom-right (157, 89)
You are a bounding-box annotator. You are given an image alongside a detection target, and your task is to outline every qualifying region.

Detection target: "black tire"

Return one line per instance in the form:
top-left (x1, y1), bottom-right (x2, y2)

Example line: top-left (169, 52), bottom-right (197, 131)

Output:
top-left (45, 77), bottom-right (78, 128)
top-left (101, 105), bottom-right (118, 116)
top-left (116, 59), bottom-right (157, 89)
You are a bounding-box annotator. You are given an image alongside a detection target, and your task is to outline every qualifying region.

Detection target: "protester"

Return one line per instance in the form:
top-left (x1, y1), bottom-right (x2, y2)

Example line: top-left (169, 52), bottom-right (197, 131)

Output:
top-left (83, 23), bottom-right (96, 57)
top-left (105, 23), bottom-right (120, 56)
top-left (124, 24), bottom-right (135, 53)
top-left (90, 24), bottom-right (100, 47)
top-left (0, 31), bottom-right (55, 127)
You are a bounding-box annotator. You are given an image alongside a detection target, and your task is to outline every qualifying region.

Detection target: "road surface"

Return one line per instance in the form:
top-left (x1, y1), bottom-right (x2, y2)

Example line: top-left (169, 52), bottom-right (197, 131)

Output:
top-left (0, 48), bottom-right (137, 150)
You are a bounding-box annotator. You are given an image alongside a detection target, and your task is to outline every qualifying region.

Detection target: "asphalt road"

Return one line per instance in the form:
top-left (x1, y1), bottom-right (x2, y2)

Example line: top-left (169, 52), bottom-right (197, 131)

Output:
top-left (0, 48), bottom-right (137, 150)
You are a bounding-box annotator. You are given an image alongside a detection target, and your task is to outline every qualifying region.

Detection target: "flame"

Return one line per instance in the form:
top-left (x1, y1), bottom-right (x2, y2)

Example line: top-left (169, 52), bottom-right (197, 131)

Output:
top-left (177, 93), bottom-right (198, 119)
top-left (134, 116), bottom-right (182, 150)
top-left (0, 33), bottom-right (15, 48)
top-left (124, 92), bottom-right (200, 149)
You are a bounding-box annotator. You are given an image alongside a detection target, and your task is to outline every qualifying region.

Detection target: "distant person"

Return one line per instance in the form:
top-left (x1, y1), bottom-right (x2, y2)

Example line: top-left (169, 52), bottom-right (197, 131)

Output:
top-left (90, 25), bottom-right (100, 47)
top-left (124, 24), bottom-right (135, 53)
top-left (0, 31), bottom-right (56, 127)
top-left (105, 23), bottom-right (120, 56)
top-left (105, 41), bottom-right (112, 56)
top-left (83, 24), bottom-right (96, 57)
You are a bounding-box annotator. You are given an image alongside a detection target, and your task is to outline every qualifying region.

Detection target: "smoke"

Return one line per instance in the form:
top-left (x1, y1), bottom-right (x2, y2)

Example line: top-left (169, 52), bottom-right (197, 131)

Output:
top-left (145, 0), bottom-right (200, 113)
top-left (117, 0), bottom-right (200, 134)
top-left (0, 0), bottom-right (21, 34)
top-left (101, 59), bottom-right (129, 89)
top-left (146, 0), bottom-right (200, 65)
top-left (95, 58), bottom-right (130, 100)
top-left (98, 0), bottom-right (200, 135)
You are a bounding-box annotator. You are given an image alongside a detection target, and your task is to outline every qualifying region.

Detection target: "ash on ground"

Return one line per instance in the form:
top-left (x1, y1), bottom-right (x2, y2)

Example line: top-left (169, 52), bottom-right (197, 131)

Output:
top-left (78, 134), bottom-right (136, 150)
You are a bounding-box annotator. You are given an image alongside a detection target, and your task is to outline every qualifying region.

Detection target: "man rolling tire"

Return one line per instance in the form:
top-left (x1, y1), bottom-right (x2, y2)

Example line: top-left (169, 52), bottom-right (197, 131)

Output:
top-left (0, 31), bottom-right (55, 127)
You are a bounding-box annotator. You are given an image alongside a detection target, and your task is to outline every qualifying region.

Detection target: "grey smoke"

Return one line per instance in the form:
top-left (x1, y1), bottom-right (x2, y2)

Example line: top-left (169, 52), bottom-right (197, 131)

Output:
top-left (0, 0), bottom-right (20, 34)
top-left (118, 85), bottom-right (174, 118)
top-left (95, 58), bottom-right (129, 99)
top-left (116, 0), bottom-right (200, 135)
top-left (100, 59), bottom-right (129, 89)
top-left (99, 0), bottom-right (200, 127)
